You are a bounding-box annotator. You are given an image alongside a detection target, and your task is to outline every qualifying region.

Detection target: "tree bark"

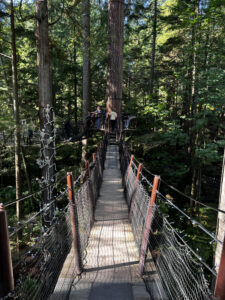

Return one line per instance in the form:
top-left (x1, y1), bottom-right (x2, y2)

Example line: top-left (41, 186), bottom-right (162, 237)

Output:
top-left (74, 41), bottom-right (78, 124)
top-left (149, 0), bottom-right (157, 97)
top-left (106, 0), bottom-right (124, 129)
top-left (82, 0), bottom-right (90, 124)
top-left (10, 0), bottom-right (22, 226)
top-left (35, 0), bottom-right (55, 224)
top-left (215, 149), bottom-right (225, 273)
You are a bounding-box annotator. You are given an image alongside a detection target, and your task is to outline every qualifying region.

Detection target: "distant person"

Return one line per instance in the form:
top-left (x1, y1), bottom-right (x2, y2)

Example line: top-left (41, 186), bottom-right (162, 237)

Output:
top-left (94, 106), bottom-right (101, 129)
top-left (109, 110), bottom-right (117, 132)
top-left (123, 112), bottom-right (130, 129)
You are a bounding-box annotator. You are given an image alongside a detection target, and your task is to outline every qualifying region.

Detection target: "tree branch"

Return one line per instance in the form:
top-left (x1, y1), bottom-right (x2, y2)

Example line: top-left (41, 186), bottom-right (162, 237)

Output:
top-left (16, 0), bottom-right (36, 22)
top-left (0, 53), bottom-right (12, 60)
top-left (48, 0), bottom-right (65, 26)
top-left (0, 10), bottom-right (10, 17)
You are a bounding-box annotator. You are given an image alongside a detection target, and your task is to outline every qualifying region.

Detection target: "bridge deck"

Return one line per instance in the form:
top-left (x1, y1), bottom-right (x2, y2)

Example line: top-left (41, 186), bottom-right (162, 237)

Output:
top-left (53, 142), bottom-right (151, 299)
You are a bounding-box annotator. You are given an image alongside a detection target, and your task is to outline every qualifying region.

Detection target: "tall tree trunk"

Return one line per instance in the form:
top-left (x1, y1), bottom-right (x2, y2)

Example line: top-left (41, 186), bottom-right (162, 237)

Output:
top-left (149, 0), bottom-right (157, 97)
top-left (35, 0), bottom-right (55, 225)
top-left (106, 0), bottom-right (124, 129)
top-left (10, 0), bottom-right (22, 230)
top-left (74, 41), bottom-right (78, 124)
top-left (82, 0), bottom-right (90, 125)
top-left (189, 0), bottom-right (199, 215)
top-left (215, 149), bottom-right (225, 273)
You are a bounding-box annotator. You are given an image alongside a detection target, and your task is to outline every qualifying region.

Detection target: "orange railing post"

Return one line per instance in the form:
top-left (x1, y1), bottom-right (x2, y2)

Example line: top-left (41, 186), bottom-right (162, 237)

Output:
top-left (128, 163), bottom-right (142, 220)
top-left (67, 172), bottom-right (82, 275)
top-left (126, 155), bottom-right (134, 187)
top-left (0, 204), bottom-right (14, 298)
top-left (139, 175), bottom-right (160, 275)
top-left (93, 153), bottom-right (96, 165)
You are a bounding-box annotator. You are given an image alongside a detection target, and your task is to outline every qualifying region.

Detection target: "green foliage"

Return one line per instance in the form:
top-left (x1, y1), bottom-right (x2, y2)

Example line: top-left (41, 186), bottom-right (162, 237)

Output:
top-left (196, 143), bottom-right (222, 164)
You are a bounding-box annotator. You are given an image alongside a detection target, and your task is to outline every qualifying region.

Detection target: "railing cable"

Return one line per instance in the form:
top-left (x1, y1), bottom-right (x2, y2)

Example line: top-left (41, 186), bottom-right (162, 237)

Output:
top-left (156, 190), bottom-right (223, 245)
top-left (4, 174), bottom-right (66, 208)
top-left (125, 142), bottom-right (225, 215)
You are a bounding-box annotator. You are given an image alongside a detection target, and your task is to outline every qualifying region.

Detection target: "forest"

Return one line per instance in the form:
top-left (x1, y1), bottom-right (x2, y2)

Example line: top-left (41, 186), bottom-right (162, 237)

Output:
top-left (0, 0), bottom-right (225, 298)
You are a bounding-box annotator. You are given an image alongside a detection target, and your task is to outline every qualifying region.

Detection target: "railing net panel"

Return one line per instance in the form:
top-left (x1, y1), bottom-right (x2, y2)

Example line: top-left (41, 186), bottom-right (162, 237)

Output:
top-left (120, 139), bottom-right (215, 300)
top-left (76, 180), bottom-right (92, 259)
top-left (13, 206), bottom-right (73, 300)
top-left (146, 207), bottom-right (215, 300)
top-left (9, 135), bottom-right (108, 300)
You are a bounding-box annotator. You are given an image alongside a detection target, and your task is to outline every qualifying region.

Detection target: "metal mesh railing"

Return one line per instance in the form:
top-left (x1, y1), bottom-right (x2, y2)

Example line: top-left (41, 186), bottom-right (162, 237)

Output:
top-left (2, 135), bottom-right (108, 300)
top-left (89, 134), bottom-right (108, 207)
top-left (9, 196), bottom-right (72, 300)
top-left (130, 180), bottom-right (150, 255)
top-left (76, 180), bottom-right (92, 259)
top-left (146, 206), bottom-right (216, 300)
top-left (119, 137), bottom-right (217, 300)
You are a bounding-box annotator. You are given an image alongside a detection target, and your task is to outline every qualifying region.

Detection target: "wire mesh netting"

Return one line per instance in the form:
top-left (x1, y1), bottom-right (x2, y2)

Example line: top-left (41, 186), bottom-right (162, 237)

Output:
top-left (89, 134), bottom-right (107, 207)
top-left (145, 207), bottom-right (216, 300)
top-left (130, 180), bottom-right (150, 255)
top-left (4, 136), bottom-right (108, 300)
top-left (90, 162), bottom-right (101, 207)
top-left (76, 180), bottom-right (92, 259)
top-left (119, 138), bottom-right (217, 300)
top-left (11, 205), bottom-right (73, 300)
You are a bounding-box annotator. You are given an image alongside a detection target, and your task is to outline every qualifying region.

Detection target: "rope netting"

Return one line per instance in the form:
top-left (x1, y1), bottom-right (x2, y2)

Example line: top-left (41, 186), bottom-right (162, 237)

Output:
top-left (76, 180), bottom-right (92, 259)
top-left (3, 135), bottom-right (108, 300)
top-left (89, 135), bottom-right (107, 206)
top-left (7, 189), bottom-right (72, 300)
top-left (145, 207), bottom-right (216, 300)
top-left (119, 138), bottom-right (217, 300)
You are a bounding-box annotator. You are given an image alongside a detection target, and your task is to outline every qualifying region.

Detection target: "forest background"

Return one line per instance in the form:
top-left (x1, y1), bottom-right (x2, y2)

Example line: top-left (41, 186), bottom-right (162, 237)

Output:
top-left (0, 0), bottom-right (225, 271)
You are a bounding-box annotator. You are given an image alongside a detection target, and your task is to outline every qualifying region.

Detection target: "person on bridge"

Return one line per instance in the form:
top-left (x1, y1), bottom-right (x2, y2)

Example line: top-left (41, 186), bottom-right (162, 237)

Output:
top-left (109, 110), bottom-right (117, 132)
top-left (94, 106), bottom-right (102, 130)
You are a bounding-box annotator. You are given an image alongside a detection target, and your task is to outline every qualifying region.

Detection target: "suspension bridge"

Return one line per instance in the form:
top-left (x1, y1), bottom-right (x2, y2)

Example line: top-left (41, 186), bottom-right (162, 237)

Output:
top-left (1, 132), bottom-right (225, 299)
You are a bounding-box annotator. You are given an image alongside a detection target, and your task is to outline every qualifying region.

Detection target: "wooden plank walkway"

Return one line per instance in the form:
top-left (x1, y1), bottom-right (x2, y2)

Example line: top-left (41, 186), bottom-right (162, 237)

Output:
top-left (69, 143), bottom-right (150, 299)
top-left (52, 140), bottom-right (151, 299)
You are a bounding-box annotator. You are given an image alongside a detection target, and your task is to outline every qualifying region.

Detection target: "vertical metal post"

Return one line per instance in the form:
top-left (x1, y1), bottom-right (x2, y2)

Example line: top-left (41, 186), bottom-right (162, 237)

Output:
top-left (139, 175), bottom-right (160, 275)
top-left (67, 173), bottom-right (82, 275)
top-left (85, 161), bottom-right (94, 225)
top-left (0, 204), bottom-right (14, 298)
top-left (129, 163), bottom-right (142, 220)
top-left (126, 155), bottom-right (134, 186)
top-left (85, 160), bottom-right (90, 177)
top-left (215, 236), bottom-right (225, 299)
top-left (92, 153), bottom-right (96, 165)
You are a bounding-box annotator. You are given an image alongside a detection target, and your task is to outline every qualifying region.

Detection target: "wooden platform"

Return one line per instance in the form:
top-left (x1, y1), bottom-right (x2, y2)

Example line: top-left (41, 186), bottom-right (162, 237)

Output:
top-left (52, 142), bottom-right (151, 299)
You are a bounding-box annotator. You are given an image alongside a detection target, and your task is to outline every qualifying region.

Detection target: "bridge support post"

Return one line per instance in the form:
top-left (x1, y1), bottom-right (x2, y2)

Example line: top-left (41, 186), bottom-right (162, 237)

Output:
top-left (67, 172), bottom-right (82, 275)
top-left (0, 204), bottom-right (14, 298)
top-left (129, 163), bottom-right (142, 220)
top-left (85, 161), bottom-right (95, 225)
top-left (138, 175), bottom-right (160, 276)
top-left (92, 153), bottom-right (96, 165)
top-left (126, 154), bottom-right (134, 187)
top-left (215, 235), bottom-right (225, 299)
